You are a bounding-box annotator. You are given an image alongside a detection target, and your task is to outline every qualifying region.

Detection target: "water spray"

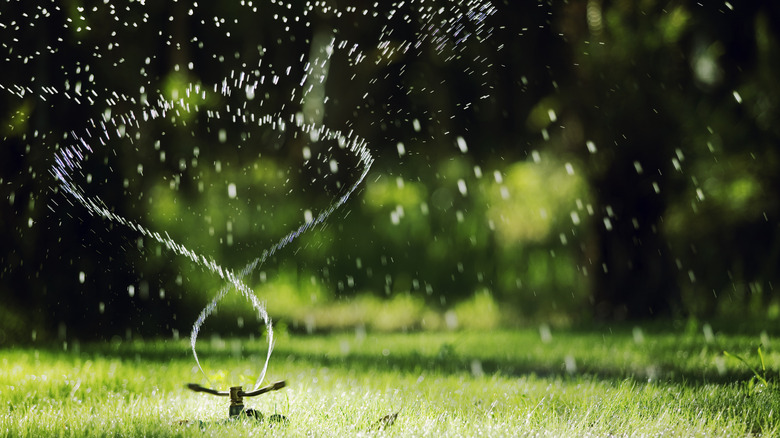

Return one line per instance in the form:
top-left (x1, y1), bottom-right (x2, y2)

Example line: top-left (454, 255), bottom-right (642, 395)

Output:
top-left (3, 0), bottom-right (497, 424)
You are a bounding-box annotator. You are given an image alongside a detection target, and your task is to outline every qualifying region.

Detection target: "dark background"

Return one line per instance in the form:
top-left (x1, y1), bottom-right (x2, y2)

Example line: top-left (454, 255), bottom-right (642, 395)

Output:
top-left (1, 0), bottom-right (779, 343)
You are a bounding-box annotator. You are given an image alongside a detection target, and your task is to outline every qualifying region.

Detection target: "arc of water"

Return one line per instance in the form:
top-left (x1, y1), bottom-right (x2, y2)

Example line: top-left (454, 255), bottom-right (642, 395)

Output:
top-left (50, 86), bottom-right (374, 391)
top-left (34, 0), bottom-right (499, 392)
top-left (189, 127), bottom-right (374, 391)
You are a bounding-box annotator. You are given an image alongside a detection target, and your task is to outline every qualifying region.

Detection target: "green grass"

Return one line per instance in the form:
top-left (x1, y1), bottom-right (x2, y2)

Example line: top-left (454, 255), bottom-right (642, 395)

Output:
top-left (1, 326), bottom-right (779, 436)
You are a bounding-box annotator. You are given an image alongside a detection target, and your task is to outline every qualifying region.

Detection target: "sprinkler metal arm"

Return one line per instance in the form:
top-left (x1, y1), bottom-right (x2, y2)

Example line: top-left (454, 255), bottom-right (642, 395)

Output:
top-left (187, 383), bottom-right (229, 396)
top-left (187, 380), bottom-right (287, 418)
top-left (187, 380), bottom-right (286, 398)
top-left (242, 380), bottom-right (286, 397)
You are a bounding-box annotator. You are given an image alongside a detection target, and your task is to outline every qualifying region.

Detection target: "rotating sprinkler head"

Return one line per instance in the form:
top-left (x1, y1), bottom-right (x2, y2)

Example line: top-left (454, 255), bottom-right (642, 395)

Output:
top-left (187, 380), bottom-right (286, 419)
top-left (229, 386), bottom-right (244, 417)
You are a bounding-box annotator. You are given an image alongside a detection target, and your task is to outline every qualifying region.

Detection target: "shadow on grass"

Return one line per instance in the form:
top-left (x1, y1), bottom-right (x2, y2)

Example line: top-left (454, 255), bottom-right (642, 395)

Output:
top-left (59, 327), bottom-right (769, 388)
top-left (269, 348), bottom-right (759, 387)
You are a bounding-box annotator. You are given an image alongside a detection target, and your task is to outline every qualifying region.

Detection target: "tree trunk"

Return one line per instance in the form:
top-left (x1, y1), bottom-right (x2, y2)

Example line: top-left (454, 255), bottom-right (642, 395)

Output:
top-left (588, 107), bottom-right (683, 320)
top-left (590, 183), bottom-right (681, 320)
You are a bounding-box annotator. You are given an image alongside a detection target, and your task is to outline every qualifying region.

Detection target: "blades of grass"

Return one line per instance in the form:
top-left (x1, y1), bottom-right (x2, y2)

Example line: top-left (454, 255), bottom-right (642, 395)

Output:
top-left (723, 350), bottom-right (768, 386)
top-left (757, 346), bottom-right (772, 385)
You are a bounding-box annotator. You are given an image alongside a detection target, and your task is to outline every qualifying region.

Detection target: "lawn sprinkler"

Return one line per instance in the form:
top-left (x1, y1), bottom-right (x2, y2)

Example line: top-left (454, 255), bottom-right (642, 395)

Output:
top-left (187, 380), bottom-right (286, 421)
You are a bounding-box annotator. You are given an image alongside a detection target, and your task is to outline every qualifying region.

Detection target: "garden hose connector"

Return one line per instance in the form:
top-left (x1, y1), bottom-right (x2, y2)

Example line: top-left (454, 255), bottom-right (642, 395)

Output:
top-left (229, 386), bottom-right (245, 417)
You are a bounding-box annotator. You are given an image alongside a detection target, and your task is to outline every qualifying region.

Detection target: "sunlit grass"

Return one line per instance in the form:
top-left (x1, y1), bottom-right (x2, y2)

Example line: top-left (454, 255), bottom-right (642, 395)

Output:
top-left (2, 327), bottom-right (779, 436)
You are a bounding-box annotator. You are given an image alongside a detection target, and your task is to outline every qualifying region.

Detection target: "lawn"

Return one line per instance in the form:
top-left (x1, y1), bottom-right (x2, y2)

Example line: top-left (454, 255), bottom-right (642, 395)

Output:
top-left (1, 325), bottom-right (778, 436)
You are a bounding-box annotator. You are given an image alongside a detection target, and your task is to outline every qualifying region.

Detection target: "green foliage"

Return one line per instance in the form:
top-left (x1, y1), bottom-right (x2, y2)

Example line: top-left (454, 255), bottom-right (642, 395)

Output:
top-left (0, 300), bottom-right (30, 344)
top-left (723, 347), bottom-right (771, 395)
top-left (486, 155), bottom-right (588, 245)
top-left (3, 0), bottom-right (780, 340)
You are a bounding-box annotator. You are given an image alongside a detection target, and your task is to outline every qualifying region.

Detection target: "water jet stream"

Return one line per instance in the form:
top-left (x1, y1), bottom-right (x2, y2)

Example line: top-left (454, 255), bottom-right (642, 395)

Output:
top-left (50, 82), bottom-right (374, 391)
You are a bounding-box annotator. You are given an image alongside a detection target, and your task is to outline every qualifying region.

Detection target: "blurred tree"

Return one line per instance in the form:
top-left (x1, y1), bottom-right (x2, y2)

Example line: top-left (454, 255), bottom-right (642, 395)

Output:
top-left (662, 1), bottom-right (780, 318)
top-left (3, 0), bottom-right (780, 342)
top-left (555, 0), bottom-right (688, 319)
top-left (555, 0), bottom-right (780, 319)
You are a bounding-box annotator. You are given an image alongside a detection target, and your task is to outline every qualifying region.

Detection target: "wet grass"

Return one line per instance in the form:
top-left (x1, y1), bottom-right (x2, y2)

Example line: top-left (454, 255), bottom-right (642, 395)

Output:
top-left (1, 325), bottom-right (780, 436)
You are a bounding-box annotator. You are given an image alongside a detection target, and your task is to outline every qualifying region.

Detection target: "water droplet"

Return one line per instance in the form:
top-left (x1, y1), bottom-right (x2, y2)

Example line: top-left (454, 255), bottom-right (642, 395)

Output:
top-left (396, 142), bottom-right (406, 157)
top-left (539, 324), bottom-right (552, 343)
top-left (565, 355), bottom-right (577, 373)
top-left (470, 359), bottom-right (484, 377)
top-left (227, 183), bottom-right (237, 199)
top-left (78, 271), bottom-right (86, 284)
top-left (445, 311), bottom-right (458, 329)
top-left (128, 285), bottom-right (135, 298)
top-left (703, 323), bottom-right (714, 342)
top-left (632, 327), bottom-right (645, 344)
top-left (456, 136), bottom-right (468, 153)
top-left (457, 179), bottom-right (468, 196)
top-left (390, 210), bottom-right (400, 225)
top-left (733, 90), bottom-right (742, 104)
top-left (586, 140), bottom-right (597, 153)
